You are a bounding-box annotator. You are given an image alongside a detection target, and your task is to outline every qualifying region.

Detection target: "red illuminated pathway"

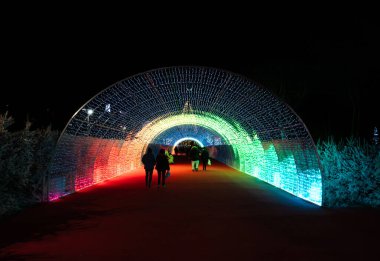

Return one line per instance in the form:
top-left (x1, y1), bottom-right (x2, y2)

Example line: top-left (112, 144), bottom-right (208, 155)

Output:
top-left (1, 156), bottom-right (379, 260)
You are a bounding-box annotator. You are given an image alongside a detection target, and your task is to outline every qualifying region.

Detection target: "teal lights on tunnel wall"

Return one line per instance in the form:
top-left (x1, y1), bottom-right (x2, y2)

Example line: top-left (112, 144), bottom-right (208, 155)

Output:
top-left (144, 112), bottom-right (322, 205)
top-left (48, 66), bottom-right (323, 205)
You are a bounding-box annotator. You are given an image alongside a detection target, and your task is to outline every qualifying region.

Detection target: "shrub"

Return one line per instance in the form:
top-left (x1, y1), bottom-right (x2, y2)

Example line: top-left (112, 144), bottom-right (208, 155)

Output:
top-left (317, 137), bottom-right (380, 207)
top-left (0, 123), bottom-right (58, 217)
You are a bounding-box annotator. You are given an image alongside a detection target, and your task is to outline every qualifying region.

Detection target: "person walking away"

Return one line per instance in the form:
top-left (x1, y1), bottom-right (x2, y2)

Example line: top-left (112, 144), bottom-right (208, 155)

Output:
top-left (201, 148), bottom-right (209, 171)
top-left (142, 147), bottom-right (156, 188)
top-left (189, 145), bottom-right (200, 171)
top-left (155, 148), bottom-right (170, 187)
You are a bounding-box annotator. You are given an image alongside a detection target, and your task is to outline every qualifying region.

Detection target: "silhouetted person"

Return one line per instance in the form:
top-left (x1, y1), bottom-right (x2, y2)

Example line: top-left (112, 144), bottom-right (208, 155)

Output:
top-left (189, 145), bottom-right (200, 171)
top-left (174, 146), bottom-right (179, 155)
top-left (201, 148), bottom-right (209, 171)
top-left (142, 147), bottom-right (156, 188)
top-left (155, 148), bottom-right (170, 187)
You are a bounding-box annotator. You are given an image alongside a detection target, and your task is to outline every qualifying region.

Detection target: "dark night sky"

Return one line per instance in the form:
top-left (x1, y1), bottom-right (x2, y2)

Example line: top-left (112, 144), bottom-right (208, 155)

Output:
top-left (2, 8), bottom-right (379, 141)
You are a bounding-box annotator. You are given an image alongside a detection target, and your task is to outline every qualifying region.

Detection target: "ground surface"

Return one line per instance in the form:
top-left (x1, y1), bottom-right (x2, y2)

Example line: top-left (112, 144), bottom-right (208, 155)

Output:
top-left (1, 156), bottom-right (379, 260)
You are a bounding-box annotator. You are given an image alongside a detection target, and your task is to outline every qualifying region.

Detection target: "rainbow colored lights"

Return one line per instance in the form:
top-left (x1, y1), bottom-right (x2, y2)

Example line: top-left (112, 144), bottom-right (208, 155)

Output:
top-left (48, 67), bottom-right (323, 205)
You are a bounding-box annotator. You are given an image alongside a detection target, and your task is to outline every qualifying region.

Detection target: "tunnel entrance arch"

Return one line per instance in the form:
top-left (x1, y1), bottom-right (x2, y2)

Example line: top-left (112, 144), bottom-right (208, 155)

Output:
top-left (48, 66), bottom-right (323, 205)
top-left (171, 138), bottom-right (204, 154)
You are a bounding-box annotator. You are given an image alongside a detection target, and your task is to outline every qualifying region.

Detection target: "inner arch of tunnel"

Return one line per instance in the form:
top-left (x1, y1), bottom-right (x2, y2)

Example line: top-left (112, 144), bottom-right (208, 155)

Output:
top-left (48, 66), bottom-right (323, 205)
top-left (170, 137), bottom-right (205, 153)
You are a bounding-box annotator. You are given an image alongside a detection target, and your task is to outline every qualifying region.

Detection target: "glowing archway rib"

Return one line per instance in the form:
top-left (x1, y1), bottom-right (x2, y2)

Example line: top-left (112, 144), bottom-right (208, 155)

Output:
top-left (170, 137), bottom-right (204, 154)
top-left (134, 112), bottom-right (262, 175)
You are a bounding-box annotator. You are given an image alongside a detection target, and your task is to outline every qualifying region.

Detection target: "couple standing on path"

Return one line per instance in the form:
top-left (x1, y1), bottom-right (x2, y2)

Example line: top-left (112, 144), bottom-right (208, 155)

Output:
top-left (189, 145), bottom-right (210, 172)
top-left (141, 148), bottom-right (170, 188)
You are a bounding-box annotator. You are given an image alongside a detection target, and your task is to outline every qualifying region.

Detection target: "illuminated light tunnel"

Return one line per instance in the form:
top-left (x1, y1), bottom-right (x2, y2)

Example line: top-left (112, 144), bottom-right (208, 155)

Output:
top-left (48, 66), bottom-right (323, 205)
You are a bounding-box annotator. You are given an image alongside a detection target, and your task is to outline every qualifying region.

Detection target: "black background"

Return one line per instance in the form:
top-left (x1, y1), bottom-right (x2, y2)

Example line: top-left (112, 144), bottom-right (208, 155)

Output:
top-left (2, 7), bottom-right (378, 141)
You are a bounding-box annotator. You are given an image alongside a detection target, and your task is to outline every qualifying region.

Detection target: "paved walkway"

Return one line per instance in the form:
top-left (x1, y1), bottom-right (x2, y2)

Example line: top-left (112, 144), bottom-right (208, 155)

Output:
top-left (1, 156), bottom-right (379, 260)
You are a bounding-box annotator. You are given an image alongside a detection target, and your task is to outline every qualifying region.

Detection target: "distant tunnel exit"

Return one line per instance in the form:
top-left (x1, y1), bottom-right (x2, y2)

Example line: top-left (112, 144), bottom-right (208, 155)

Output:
top-left (48, 67), bottom-right (323, 205)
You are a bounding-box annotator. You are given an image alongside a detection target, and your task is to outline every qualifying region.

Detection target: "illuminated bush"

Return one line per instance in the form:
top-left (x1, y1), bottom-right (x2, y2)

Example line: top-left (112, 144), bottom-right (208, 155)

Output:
top-left (318, 137), bottom-right (380, 207)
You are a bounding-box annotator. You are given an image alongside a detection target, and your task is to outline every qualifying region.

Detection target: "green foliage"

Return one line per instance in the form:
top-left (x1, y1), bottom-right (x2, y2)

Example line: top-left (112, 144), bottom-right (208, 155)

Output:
top-left (0, 111), bottom-right (14, 133)
top-left (317, 137), bottom-right (380, 207)
top-left (0, 124), bottom-right (59, 217)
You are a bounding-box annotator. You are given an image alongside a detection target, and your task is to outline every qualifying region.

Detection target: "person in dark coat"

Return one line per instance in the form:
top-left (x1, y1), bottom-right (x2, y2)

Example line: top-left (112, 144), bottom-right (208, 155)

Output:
top-left (155, 148), bottom-right (170, 187)
top-left (189, 145), bottom-right (200, 171)
top-left (201, 148), bottom-right (209, 171)
top-left (142, 147), bottom-right (156, 188)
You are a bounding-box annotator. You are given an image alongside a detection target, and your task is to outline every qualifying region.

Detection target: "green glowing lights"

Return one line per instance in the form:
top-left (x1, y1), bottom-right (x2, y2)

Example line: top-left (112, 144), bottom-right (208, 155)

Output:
top-left (49, 66), bottom-right (323, 205)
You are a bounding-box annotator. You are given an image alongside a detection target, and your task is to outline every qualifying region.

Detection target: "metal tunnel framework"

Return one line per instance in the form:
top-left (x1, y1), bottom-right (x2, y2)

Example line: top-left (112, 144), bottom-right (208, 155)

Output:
top-left (48, 66), bottom-right (323, 205)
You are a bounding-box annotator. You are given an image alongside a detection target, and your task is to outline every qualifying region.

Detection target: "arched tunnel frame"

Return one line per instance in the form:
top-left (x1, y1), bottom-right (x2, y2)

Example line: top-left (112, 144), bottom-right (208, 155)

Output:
top-left (47, 66), bottom-right (323, 205)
